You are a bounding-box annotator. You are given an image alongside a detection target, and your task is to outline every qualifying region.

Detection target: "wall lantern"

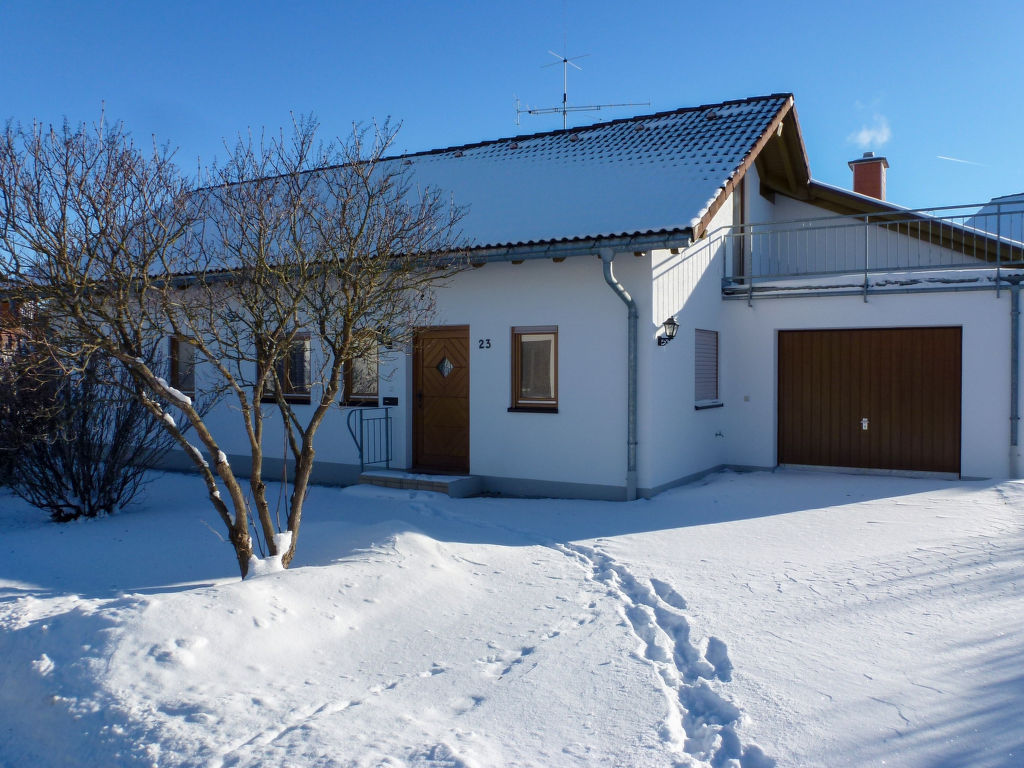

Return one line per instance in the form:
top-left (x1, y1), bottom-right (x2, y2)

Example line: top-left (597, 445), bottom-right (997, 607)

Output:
top-left (657, 317), bottom-right (679, 346)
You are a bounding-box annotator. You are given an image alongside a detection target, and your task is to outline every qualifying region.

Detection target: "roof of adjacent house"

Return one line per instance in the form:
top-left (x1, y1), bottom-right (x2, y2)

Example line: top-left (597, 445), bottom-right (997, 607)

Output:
top-left (391, 93), bottom-right (796, 252)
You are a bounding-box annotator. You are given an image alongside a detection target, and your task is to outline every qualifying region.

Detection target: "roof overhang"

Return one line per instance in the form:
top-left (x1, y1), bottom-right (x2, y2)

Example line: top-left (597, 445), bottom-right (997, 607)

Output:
top-left (803, 180), bottom-right (907, 216)
top-left (460, 228), bottom-right (695, 265)
top-left (693, 96), bottom-right (811, 239)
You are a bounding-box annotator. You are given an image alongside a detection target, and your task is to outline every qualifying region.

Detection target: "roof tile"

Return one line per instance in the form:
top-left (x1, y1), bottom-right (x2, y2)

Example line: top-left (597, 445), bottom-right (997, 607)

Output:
top-left (387, 94), bottom-right (791, 250)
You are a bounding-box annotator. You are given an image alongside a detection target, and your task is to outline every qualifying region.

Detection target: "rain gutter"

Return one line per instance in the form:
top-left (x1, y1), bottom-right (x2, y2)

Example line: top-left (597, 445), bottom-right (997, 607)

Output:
top-left (600, 247), bottom-right (638, 501)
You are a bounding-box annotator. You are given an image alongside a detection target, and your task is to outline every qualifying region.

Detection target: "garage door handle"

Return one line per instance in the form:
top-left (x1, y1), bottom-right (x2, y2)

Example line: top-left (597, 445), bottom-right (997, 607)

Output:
top-left (861, 417), bottom-right (869, 431)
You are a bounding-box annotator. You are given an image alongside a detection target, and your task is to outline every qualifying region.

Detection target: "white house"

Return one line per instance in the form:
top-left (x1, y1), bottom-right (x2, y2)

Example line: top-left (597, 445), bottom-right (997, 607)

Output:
top-left (164, 93), bottom-right (1024, 500)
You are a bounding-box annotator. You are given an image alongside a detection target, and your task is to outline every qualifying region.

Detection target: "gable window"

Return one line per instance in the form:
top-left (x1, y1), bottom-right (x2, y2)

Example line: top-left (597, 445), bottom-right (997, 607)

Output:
top-left (169, 337), bottom-right (196, 395)
top-left (510, 326), bottom-right (557, 412)
top-left (263, 334), bottom-right (311, 404)
top-left (695, 329), bottom-right (722, 408)
top-left (343, 343), bottom-right (379, 406)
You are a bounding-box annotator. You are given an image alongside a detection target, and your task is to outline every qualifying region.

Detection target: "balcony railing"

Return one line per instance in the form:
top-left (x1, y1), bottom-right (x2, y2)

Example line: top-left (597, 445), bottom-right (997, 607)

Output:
top-left (719, 199), bottom-right (1024, 298)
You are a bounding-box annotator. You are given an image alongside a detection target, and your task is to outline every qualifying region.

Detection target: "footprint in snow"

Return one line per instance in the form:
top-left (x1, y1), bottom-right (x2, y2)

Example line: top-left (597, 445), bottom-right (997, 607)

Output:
top-left (704, 636), bottom-right (733, 682)
top-left (650, 578), bottom-right (688, 610)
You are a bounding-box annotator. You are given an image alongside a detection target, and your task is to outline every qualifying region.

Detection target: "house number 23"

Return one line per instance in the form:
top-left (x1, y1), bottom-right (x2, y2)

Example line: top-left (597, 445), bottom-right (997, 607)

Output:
top-left (478, 339), bottom-right (491, 349)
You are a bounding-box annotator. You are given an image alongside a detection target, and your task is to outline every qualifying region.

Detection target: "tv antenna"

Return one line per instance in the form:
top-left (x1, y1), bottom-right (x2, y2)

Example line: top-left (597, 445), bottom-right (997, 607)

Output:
top-left (515, 50), bottom-right (650, 129)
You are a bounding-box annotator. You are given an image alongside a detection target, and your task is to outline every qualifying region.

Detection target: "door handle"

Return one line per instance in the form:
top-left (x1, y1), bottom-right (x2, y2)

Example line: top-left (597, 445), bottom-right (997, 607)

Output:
top-left (860, 417), bottom-right (869, 431)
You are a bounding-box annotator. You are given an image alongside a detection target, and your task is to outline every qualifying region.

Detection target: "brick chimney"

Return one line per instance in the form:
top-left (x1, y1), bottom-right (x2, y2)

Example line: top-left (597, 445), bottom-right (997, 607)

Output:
top-left (848, 151), bottom-right (889, 200)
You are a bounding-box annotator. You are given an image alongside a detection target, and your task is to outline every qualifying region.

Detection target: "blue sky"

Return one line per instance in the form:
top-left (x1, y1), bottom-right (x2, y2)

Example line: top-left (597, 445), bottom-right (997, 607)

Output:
top-left (2, 0), bottom-right (1022, 210)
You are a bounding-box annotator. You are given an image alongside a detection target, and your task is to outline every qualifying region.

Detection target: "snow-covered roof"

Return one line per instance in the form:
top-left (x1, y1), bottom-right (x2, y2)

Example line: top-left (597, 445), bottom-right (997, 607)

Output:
top-left (391, 94), bottom-right (793, 251)
top-left (973, 192), bottom-right (1024, 219)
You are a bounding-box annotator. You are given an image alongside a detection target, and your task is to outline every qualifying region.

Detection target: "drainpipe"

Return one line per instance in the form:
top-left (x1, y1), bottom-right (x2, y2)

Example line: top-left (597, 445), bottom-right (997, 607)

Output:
top-left (1010, 279), bottom-right (1021, 477)
top-left (600, 248), bottom-right (638, 501)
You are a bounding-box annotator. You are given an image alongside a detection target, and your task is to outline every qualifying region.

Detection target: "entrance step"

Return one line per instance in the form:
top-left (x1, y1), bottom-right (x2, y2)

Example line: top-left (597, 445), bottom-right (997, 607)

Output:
top-left (358, 470), bottom-right (482, 499)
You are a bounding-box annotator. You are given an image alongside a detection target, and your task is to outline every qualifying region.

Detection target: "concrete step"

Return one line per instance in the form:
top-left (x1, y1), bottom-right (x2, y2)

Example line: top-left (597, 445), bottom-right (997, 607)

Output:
top-left (357, 470), bottom-right (482, 499)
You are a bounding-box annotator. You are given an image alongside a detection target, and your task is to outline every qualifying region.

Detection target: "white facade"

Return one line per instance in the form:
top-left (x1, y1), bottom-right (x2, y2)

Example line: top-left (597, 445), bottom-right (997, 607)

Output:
top-left (158, 97), bottom-right (1023, 499)
top-left (163, 176), bottom-right (1021, 500)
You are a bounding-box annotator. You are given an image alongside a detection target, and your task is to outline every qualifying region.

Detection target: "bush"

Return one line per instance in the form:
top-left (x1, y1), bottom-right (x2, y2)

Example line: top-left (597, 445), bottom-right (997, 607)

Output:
top-left (0, 355), bottom-right (178, 521)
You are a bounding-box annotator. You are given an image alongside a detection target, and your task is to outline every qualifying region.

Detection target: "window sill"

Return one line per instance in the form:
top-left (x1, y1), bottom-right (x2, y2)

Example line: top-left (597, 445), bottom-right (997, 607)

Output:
top-left (508, 406), bottom-right (559, 414)
top-left (694, 400), bottom-right (724, 410)
top-left (261, 395), bottom-right (312, 405)
top-left (341, 399), bottom-right (379, 408)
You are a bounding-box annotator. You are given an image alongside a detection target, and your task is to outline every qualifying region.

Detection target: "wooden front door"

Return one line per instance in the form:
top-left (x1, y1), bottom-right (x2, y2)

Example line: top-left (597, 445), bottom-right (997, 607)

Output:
top-left (413, 326), bottom-right (470, 473)
top-left (778, 327), bottom-right (962, 474)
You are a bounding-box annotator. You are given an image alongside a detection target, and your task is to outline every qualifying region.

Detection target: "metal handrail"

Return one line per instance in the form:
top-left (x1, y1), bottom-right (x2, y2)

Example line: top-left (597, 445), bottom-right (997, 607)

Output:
top-left (345, 406), bottom-right (392, 472)
top-left (715, 199), bottom-right (1024, 293)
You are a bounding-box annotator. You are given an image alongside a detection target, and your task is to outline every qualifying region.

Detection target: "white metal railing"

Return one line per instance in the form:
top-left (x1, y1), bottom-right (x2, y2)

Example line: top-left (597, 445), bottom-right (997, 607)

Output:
top-left (719, 200), bottom-right (1024, 294)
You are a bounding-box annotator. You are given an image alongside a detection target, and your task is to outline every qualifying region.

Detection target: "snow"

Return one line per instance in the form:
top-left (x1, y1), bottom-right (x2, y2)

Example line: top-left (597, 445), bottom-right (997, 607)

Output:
top-left (274, 529), bottom-right (292, 553)
top-left (395, 96), bottom-right (787, 249)
top-left (184, 442), bottom-right (208, 468)
top-left (155, 377), bottom-right (193, 408)
top-left (162, 412), bottom-right (176, 428)
top-left (248, 531), bottom-right (293, 577)
top-left (0, 469), bottom-right (1021, 767)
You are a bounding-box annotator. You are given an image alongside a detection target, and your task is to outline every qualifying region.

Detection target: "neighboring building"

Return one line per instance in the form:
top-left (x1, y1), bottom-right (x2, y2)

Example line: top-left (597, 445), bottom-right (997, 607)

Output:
top-left (165, 93), bottom-right (1024, 499)
top-left (0, 301), bottom-right (20, 363)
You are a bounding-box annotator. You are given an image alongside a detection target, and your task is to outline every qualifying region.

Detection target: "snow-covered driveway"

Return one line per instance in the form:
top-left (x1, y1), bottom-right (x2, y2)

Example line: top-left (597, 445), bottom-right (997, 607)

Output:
top-left (0, 470), bottom-right (1021, 767)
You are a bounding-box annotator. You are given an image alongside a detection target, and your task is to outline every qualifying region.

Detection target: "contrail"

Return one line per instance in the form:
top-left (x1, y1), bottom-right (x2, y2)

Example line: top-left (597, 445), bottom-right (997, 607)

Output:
top-left (937, 155), bottom-right (985, 166)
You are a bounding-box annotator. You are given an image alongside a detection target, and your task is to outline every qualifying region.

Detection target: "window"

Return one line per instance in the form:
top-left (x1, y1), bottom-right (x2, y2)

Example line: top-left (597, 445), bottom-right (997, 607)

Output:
top-left (343, 343), bottom-right (378, 406)
top-left (695, 329), bottom-right (721, 408)
top-left (510, 326), bottom-right (557, 411)
top-left (263, 334), bottom-right (311, 404)
top-left (169, 337), bottom-right (196, 395)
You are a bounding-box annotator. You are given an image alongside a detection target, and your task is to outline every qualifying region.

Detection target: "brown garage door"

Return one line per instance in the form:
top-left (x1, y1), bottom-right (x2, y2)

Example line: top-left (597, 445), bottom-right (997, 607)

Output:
top-left (778, 327), bottom-right (962, 474)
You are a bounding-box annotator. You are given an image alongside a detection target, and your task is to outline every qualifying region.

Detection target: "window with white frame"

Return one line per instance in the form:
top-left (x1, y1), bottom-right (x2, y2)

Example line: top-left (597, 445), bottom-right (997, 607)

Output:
top-left (694, 329), bottom-right (720, 406)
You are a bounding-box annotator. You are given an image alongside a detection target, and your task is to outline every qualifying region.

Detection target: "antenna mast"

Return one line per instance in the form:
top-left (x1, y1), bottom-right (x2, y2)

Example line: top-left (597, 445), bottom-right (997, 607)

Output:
top-left (515, 51), bottom-right (649, 129)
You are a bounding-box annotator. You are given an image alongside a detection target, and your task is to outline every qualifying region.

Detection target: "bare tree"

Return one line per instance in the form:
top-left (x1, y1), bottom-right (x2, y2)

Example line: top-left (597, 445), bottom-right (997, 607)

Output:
top-left (0, 115), bottom-right (464, 576)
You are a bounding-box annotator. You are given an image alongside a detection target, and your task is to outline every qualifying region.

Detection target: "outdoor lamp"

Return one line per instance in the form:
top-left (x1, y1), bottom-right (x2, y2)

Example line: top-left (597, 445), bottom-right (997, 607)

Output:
top-left (657, 317), bottom-right (679, 346)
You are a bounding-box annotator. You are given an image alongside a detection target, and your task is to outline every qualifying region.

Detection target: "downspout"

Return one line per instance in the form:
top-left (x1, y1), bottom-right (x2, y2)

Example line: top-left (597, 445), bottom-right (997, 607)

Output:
top-left (600, 248), bottom-right (638, 501)
top-left (1010, 278), bottom-right (1021, 477)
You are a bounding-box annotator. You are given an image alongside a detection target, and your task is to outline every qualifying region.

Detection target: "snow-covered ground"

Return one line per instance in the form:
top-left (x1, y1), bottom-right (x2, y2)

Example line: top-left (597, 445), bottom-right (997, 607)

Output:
top-left (0, 469), bottom-right (1021, 767)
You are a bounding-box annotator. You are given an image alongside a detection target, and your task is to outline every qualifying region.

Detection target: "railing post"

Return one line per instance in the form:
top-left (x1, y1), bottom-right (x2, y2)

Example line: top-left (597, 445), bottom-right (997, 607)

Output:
top-left (997, 202), bottom-right (1002, 298)
top-left (863, 214), bottom-right (870, 302)
top-left (357, 409), bottom-right (365, 472)
top-left (722, 230), bottom-right (728, 286)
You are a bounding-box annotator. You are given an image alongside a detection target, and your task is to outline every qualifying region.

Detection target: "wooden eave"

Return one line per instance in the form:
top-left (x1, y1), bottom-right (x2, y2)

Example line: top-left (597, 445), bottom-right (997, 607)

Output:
top-left (803, 181), bottom-right (904, 217)
top-left (693, 96), bottom-right (811, 239)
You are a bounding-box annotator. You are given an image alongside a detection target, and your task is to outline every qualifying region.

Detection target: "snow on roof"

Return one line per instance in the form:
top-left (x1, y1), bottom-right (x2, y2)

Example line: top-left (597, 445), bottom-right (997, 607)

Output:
top-left (974, 192), bottom-right (1024, 218)
top-left (391, 94), bottom-right (792, 250)
top-left (967, 193), bottom-right (1024, 244)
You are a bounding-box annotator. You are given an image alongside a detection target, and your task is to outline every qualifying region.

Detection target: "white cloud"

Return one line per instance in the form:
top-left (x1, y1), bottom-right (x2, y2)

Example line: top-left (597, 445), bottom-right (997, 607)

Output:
top-left (848, 114), bottom-right (891, 148)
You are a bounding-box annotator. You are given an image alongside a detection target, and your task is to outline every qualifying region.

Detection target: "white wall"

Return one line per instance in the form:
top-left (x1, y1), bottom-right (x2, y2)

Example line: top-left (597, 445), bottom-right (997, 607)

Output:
top-left (162, 250), bottom-right (652, 496)
top-left (179, 341), bottom-right (369, 478)
top-left (424, 254), bottom-right (650, 491)
top-left (643, 196), bottom-right (741, 492)
top-left (166, 164), bottom-right (1015, 494)
top-left (720, 289), bottom-right (1013, 479)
